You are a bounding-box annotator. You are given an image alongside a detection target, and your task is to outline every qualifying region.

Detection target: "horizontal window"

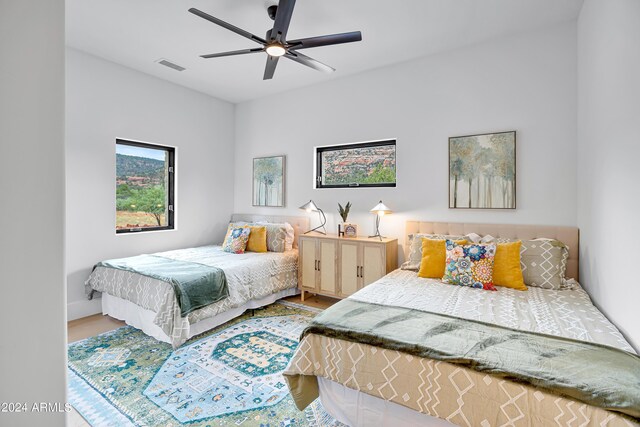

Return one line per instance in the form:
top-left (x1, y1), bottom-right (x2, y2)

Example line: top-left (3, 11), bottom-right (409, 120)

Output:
top-left (316, 139), bottom-right (396, 188)
top-left (116, 139), bottom-right (175, 234)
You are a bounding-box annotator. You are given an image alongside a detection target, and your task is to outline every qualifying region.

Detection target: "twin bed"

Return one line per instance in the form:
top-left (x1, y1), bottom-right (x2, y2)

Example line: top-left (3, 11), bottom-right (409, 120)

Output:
top-left (85, 218), bottom-right (639, 426)
top-left (86, 214), bottom-right (308, 348)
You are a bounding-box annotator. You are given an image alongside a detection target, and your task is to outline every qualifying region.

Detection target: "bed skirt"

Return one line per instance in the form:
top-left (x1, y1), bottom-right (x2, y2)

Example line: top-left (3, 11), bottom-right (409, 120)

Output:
top-left (102, 287), bottom-right (299, 345)
top-left (319, 377), bottom-right (453, 427)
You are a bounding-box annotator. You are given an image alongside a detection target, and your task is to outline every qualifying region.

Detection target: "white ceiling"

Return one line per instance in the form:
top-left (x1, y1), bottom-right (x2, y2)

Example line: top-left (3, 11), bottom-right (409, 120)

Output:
top-left (66, 0), bottom-right (584, 103)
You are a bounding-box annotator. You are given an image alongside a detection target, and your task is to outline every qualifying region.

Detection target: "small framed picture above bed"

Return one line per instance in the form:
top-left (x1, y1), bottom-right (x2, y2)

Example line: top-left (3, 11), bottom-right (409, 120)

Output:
top-left (449, 131), bottom-right (516, 209)
top-left (253, 155), bottom-right (285, 207)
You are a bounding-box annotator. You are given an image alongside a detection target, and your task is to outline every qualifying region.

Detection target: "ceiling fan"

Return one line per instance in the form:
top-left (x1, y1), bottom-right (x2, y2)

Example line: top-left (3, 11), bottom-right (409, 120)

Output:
top-left (188, 0), bottom-right (362, 80)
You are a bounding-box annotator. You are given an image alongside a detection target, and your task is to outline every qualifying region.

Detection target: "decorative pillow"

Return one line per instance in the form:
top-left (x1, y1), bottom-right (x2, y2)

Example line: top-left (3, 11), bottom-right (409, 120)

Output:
top-left (479, 236), bottom-right (570, 289)
top-left (255, 222), bottom-right (292, 253)
top-left (493, 241), bottom-right (527, 291)
top-left (246, 226), bottom-right (268, 253)
top-left (463, 233), bottom-right (482, 244)
top-left (401, 233), bottom-right (466, 271)
top-left (442, 240), bottom-right (497, 291)
top-left (223, 222), bottom-right (249, 244)
top-left (222, 223), bottom-right (238, 244)
top-left (520, 239), bottom-right (570, 289)
top-left (418, 238), bottom-right (467, 279)
top-left (222, 226), bottom-right (251, 254)
top-left (480, 235), bottom-right (514, 244)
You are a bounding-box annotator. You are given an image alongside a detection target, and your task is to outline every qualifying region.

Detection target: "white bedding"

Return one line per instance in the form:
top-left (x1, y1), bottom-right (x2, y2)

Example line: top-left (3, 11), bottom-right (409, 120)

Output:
top-left (350, 269), bottom-right (634, 353)
top-left (300, 270), bottom-right (637, 426)
top-left (86, 245), bottom-right (298, 347)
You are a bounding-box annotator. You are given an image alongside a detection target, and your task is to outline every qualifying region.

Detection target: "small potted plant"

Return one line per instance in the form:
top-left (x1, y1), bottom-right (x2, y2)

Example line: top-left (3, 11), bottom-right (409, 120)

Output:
top-left (337, 202), bottom-right (351, 237)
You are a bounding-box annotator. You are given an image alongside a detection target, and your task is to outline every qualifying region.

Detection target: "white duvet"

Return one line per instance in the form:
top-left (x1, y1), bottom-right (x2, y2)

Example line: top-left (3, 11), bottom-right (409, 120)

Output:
top-left (350, 269), bottom-right (635, 353)
top-left (86, 245), bottom-right (298, 347)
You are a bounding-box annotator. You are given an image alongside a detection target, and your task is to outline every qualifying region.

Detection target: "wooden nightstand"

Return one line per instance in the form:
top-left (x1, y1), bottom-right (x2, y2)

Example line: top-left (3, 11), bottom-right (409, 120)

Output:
top-left (298, 233), bottom-right (398, 301)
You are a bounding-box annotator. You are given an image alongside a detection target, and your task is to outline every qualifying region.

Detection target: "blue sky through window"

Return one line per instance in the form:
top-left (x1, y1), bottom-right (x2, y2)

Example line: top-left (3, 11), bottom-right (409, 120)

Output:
top-left (116, 144), bottom-right (166, 161)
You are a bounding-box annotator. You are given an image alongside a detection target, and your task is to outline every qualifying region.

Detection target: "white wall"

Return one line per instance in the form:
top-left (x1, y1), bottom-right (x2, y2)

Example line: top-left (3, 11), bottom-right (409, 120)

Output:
top-left (66, 48), bottom-right (235, 319)
top-left (0, 1), bottom-right (67, 425)
top-left (234, 22), bottom-right (578, 259)
top-left (577, 0), bottom-right (640, 350)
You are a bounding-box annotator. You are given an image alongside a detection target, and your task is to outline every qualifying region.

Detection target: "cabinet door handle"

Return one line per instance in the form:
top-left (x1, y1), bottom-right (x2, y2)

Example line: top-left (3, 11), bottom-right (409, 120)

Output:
top-left (315, 260), bottom-right (318, 271)
top-left (359, 266), bottom-right (363, 277)
top-left (356, 266), bottom-right (359, 278)
top-left (318, 260), bottom-right (320, 271)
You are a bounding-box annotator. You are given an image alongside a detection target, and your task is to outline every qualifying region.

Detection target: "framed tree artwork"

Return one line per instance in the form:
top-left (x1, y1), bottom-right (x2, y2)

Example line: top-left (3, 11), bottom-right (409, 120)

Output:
top-left (253, 155), bottom-right (285, 207)
top-left (449, 131), bottom-right (516, 209)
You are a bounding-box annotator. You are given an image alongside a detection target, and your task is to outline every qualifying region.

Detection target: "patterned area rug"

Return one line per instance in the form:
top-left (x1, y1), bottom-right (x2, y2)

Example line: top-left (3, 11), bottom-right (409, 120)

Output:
top-left (68, 302), bottom-right (345, 427)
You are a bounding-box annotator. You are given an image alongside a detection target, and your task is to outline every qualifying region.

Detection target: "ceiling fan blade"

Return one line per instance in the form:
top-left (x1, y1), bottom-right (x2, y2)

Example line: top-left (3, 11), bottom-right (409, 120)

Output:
top-left (270, 0), bottom-right (296, 42)
top-left (201, 48), bottom-right (264, 59)
top-left (188, 8), bottom-right (266, 45)
top-left (284, 51), bottom-right (335, 73)
top-left (263, 55), bottom-right (280, 80)
top-left (288, 31), bottom-right (362, 50)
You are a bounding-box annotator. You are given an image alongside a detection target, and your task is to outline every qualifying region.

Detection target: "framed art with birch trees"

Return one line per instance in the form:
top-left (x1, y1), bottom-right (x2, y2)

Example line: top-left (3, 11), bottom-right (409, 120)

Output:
top-left (449, 131), bottom-right (516, 209)
top-left (253, 155), bottom-right (285, 207)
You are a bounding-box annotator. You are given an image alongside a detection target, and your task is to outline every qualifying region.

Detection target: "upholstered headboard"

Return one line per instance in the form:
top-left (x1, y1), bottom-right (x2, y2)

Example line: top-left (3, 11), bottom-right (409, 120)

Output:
top-left (405, 221), bottom-right (579, 281)
top-left (230, 214), bottom-right (309, 249)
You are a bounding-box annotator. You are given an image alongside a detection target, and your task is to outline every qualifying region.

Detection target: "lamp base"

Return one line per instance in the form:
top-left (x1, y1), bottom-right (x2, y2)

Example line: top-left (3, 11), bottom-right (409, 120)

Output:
top-left (369, 215), bottom-right (384, 241)
top-left (304, 225), bottom-right (326, 235)
top-left (304, 208), bottom-right (327, 235)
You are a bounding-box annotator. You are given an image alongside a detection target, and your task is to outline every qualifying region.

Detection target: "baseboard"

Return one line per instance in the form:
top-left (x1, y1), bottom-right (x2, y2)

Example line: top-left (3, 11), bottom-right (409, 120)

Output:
top-left (67, 299), bottom-right (102, 321)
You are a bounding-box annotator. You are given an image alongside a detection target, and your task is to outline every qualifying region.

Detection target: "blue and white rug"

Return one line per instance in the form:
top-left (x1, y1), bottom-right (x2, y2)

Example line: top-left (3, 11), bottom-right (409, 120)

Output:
top-left (68, 302), bottom-right (345, 426)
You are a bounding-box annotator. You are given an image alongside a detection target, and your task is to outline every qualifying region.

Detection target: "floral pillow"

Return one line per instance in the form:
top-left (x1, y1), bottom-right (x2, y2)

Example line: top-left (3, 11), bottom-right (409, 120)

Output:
top-left (222, 226), bottom-right (251, 254)
top-left (442, 240), bottom-right (497, 291)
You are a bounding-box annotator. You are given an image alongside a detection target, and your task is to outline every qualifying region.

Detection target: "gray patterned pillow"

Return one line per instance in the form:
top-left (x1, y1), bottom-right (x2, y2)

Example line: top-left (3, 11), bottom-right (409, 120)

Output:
top-left (401, 233), bottom-right (465, 271)
top-left (480, 235), bottom-right (515, 244)
top-left (481, 235), bottom-right (571, 289)
top-left (255, 222), bottom-right (294, 252)
top-left (520, 239), bottom-right (570, 289)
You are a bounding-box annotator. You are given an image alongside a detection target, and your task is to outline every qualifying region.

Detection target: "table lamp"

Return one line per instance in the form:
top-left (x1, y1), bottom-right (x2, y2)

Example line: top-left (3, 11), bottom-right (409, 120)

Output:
top-left (299, 200), bottom-right (327, 235)
top-left (369, 200), bottom-right (392, 240)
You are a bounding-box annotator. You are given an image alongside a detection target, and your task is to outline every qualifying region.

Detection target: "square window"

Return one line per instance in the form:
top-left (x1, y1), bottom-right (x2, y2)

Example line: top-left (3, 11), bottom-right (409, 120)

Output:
top-left (115, 139), bottom-right (175, 233)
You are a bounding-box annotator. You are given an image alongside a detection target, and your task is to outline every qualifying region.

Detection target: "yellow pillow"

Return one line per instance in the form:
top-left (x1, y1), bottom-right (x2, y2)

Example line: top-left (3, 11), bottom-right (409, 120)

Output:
top-left (418, 239), bottom-right (467, 279)
top-left (246, 226), bottom-right (268, 253)
top-left (493, 241), bottom-right (527, 290)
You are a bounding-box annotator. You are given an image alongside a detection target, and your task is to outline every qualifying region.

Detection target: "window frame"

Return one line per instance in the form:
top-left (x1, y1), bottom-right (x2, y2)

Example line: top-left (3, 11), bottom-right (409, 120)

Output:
top-left (315, 139), bottom-right (397, 189)
top-left (115, 139), bottom-right (175, 234)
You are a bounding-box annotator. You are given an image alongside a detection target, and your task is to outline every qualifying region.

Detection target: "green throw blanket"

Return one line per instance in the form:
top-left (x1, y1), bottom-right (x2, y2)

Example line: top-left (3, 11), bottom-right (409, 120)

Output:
top-left (302, 299), bottom-right (640, 420)
top-left (96, 254), bottom-right (228, 317)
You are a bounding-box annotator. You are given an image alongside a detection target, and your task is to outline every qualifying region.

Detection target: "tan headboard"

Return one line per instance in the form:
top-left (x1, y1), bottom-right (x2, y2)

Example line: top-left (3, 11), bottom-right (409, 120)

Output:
top-left (230, 214), bottom-right (309, 249)
top-left (405, 221), bottom-right (579, 281)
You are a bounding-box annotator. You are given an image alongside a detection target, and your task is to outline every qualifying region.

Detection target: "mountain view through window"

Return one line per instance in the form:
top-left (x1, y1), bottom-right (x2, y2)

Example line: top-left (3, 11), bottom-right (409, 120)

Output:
top-left (116, 140), bottom-right (174, 233)
top-left (317, 140), bottom-right (396, 188)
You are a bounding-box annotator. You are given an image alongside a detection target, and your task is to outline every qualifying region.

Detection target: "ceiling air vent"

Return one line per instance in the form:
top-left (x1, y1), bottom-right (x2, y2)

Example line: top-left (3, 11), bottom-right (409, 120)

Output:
top-left (156, 58), bottom-right (186, 72)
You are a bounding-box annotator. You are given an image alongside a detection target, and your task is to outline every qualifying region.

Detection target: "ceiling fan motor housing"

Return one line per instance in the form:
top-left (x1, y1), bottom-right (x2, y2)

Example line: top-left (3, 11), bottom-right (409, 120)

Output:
top-left (267, 5), bottom-right (278, 20)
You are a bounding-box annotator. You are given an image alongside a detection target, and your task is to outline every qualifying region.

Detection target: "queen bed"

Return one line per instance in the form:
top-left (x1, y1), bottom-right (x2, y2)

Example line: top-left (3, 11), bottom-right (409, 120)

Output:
top-left (85, 214), bottom-right (308, 348)
top-left (284, 221), bottom-right (640, 427)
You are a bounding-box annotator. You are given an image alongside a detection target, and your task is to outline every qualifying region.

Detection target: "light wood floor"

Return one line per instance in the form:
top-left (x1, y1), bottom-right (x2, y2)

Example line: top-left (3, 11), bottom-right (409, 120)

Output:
top-left (66, 293), bottom-right (337, 426)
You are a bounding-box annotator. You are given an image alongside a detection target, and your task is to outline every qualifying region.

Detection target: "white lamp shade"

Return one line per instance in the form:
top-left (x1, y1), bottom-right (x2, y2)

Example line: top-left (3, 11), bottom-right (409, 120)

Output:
top-left (299, 200), bottom-right (320, 212)
top-left (370, 200), bottom-right (392, 215)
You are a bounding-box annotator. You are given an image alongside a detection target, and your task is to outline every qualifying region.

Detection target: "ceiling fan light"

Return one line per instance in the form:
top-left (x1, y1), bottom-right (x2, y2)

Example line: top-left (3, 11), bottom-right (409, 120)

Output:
top-left (265, 44), bottom-right (286, 57)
